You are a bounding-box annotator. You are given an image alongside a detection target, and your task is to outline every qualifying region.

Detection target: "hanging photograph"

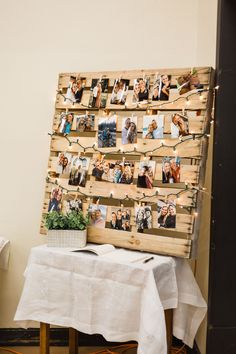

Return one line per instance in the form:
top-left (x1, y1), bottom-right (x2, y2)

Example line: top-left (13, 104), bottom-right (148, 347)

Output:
top-left (142, 115), bottom-right (164, 139)
top-left (56, 152), bottom-right (72, 177)
top-left (132, 78), bottom-right (150, 103)
top-left (171, 113), bottom-right (189, 138)
top-left (162, 157), bottom-right (181, 183)
top-left (63, 195), bottom-right (83, 214)
top-left (157, 200), bottom-right (176, 229)
top-left (88, 78), bottom-right (109, 108)
top-left (57, 112), bottom-right (74, 135)
top-left (48, 187), bottom-right (63, 212)
top-left (108, 207), bottom-right (131, 232)
top-left (177, 69), bottom-right (203, 95)
top-left (121, 116), bottom-right (138, 144)
top-left (98, 115), bottom-right (117, 148)
top-left (137, 160), bottom-right (156, 189)
top-left (68, 156), bottom-right (90, 187)
top-left (88, 204), bottom-right (107, 228)
top-left (91, 158), bottom-right (134, 184)
top-left (65, 76), bottom-right (86, 104)
top-left (110, 79), bottom-right (130, 105)
top-left (152, 74), bottom-right (171, 101)
top-left (135, 206), bottom-right (152, 233)
top-left (76, 114), bottom-right (95, 132)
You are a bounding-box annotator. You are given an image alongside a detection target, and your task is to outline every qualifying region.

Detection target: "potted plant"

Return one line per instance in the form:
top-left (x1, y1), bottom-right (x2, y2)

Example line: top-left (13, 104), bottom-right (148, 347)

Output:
top-left (45, 210), bottom-right (89, 248)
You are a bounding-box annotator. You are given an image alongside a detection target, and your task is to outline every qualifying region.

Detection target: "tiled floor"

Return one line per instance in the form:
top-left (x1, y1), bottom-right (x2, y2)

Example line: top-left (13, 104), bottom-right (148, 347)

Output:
top-left (0, 346), bottom-right (137, 354)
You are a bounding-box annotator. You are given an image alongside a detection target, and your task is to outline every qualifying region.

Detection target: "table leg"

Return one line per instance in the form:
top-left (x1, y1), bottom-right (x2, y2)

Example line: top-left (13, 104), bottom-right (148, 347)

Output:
top-left (69, 327), bottom-right (78, 354)
top-left (40, 322), bottom-right (50, 354)
top-left (165, 309), bottom-right (173, 354)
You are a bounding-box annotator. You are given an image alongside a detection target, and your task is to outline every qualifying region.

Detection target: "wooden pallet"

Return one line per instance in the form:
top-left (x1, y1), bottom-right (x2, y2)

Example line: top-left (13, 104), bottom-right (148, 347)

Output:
top-left (41, 67), bottom-right (214, 258)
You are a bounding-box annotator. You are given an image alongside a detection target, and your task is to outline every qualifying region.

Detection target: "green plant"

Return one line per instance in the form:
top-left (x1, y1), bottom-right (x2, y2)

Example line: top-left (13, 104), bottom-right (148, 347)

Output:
top-left (45, 211), bottom-right (89, 231)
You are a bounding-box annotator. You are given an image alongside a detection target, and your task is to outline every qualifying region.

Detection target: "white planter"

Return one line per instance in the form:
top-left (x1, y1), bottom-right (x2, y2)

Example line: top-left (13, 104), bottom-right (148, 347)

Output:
top-left (47, 229), bottom-right (87, 248)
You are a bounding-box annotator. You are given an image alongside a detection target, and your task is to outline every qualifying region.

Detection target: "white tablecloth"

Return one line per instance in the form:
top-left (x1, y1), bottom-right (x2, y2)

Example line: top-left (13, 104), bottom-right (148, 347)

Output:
top-left (14, 245), bottom-right (207, 354)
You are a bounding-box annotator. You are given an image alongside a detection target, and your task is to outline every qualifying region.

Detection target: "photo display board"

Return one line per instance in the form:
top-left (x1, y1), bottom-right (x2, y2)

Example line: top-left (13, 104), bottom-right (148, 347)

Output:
top-left (41, 67), bottom-right (214, 258)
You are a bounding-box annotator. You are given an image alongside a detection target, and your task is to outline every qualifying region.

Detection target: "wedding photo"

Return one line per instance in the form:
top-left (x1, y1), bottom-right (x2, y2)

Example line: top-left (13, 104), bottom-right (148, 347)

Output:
top-left (98, 115), bottom-right (117, 148)
top-left (152, 74), bottom-right (171, 101)
top-left (132, 78), bottom-right (149, 103)
top-left (68, 156), bottom-right (90, 187)
top-left (109, 207), bottom-right (131, 232)
top-left (92, 158), bottom-right (134, 184)
top-left (110, 79), bottom-right (130, 105)
top-left (142, 115), bottom-right (164, 139)
top-left (56, 152), bottom-right (72, 177)
top-left (135, 205), bottom-right (152, 233)
top-left (157, 200), bottom-right (176, 229)
top-left (88, 204), bottom-right (107, 228)
top-left (57, 112), bottom-right (74, 135)
top-left (88, 78), bottom-right (109, 108)
top-left (137, 160), bottom-right (156, 189)
top-left (76, 114), bottom-right (95, 132)
top-left (48, 187), bottom-right (63, 212)
top-left (65, 76), bottom-right (86, 104)
top-left (122, 116), bottom-right (138, 144)
top-left (63, 196), bottom-right (83, 214)
top-left (171, 113), bottom-right (189, 138)
top-left (162, 157), bottom-right (181, 183)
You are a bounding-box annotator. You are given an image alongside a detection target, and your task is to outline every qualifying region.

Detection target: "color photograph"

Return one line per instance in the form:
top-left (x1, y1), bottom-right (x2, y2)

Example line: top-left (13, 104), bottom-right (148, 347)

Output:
top-left (56, 152), bottom-right (72, 177)
top-left (76, 114), bottom-right (95, 132)
top-left (98, 115), bottom-right (117, 148)
top-left (109, 207), bottom-right (131, 232)
top-left (110, 79), bottom-right (130, 105)
top-left (152, 74), bottom-right (171, 101)
top-left (92, 158), bottom-right (134, 184)
top-left (68, 156), bottom-right (90, 187)
top-left (48, 187), bottom-right (63, 212)
top-left (143, 115), bottom-right (164, 139)
top-left (171, 113), bottom-right (189, 138)
top-left (177, 69), bottom-right (202, 95)
top-left (162, 157), bottom-right (181, 183)
top-left (135, 206), bottom-right (152, 233)
top-left (157, 200), bottom-right (176, 228)
top-left (65, 76), bottom-right (86, 104)
top-left (132, 78), bottom-right (149, 103)
top-left (57, 112), bottom-right (74, 135)
top-left (137, 160), bottom-right (156, 189)
top-left (88, 78), bottom-right (109, 108)
top-left (122, 116), bottom-right (138, 144)
top-left (88, 204), bottom-right (107, 228)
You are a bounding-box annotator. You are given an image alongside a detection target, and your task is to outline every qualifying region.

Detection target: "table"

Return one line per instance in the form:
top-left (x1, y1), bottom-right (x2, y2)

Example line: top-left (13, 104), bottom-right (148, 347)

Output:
top-left (14, 245), bottom-right (207, 354)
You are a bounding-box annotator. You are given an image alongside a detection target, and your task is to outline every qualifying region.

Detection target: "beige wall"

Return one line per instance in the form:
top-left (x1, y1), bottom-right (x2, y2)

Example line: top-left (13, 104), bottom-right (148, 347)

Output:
top-left (0, 0), bottom-right (217, 352)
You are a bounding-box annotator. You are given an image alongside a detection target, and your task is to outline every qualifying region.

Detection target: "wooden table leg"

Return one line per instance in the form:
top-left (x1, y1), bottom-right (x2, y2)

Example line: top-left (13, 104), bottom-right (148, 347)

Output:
top-left (40, 322), bottom-right (50, 354)
top-left (69, 327), bottom-right (78, 354)
top-left (165, 309), bottom-right (173, 354)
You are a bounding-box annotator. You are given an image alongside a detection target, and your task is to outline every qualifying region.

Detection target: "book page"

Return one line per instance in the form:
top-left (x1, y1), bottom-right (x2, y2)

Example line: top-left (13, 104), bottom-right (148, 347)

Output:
top-left (72, 243), bottom-right (115, 256)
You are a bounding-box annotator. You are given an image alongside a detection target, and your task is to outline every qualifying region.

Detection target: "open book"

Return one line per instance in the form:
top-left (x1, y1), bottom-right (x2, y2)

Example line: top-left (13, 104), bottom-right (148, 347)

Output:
top-left (72, 243), bottom-right (155, 264)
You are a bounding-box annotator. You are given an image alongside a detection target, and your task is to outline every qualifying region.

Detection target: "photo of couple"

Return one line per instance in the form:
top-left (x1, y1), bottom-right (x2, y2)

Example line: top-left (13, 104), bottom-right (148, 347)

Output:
top-left (68, 156), bottom-right (90, 187)
top-left (109, 208), bottom-right (131, 232)
top-left (76, 114), bottom-right (95, 132)
top-left (88, 204), bottom-right (107, 228)
top-left (152, 74), bottom-right (171, 101)
top-left (143, 115), bottom-right (164, 139)
top-left (157, 200), bottom-right (176, 228)
top-left (137, 160), bottom-right (156, 189)
top-left (64, 196), bottom-right (83, 214)
top-left (177, 69), bottom-right (203, 95)
top-left (48, 187), bottom-right (63, 212)
top-left (57, 112), bottom-right (74, 135)
top-left (122, 117), bottom-right (138, 144)
top-left (56, 152), bottom-right (72, 177)
top-left (98, 115), bottom-right (117, 148)
top-left (162, 157), bottom-right (181, 184)
top-left (132, 78), bottom-right (149, 103)
top-left (65, 76), bottom-right (86, 104)
top-left (110, 79), bottom-right (130, 105)
top-left (135, 206), bottom-right (152, 233)
top-left (92, 158), bottom-right (134, 184)
top-left (88, 78), bottom-right (109, 109)
top-left (171, 113), bottom-right (189, 138)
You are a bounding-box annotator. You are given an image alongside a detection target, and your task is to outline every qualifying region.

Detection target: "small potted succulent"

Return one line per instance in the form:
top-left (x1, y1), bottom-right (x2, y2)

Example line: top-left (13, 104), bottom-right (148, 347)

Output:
top-left (44, 210), bottom-right (89, 248)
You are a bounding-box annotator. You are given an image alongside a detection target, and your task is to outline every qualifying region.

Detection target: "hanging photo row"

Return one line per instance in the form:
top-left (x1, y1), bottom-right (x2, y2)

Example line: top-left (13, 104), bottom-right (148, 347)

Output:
top-left (42, 67), bottom-right (214, 259)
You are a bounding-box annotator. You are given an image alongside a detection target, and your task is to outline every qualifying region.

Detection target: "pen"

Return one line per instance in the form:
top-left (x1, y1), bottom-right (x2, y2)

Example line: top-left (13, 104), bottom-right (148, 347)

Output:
top-left (143, 256), bottom-right (154, 264)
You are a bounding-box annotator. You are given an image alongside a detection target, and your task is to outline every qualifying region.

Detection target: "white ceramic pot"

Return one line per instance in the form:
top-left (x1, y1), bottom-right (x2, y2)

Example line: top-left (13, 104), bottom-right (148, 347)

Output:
top-left (47, 229), bottom-right (87, 248)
